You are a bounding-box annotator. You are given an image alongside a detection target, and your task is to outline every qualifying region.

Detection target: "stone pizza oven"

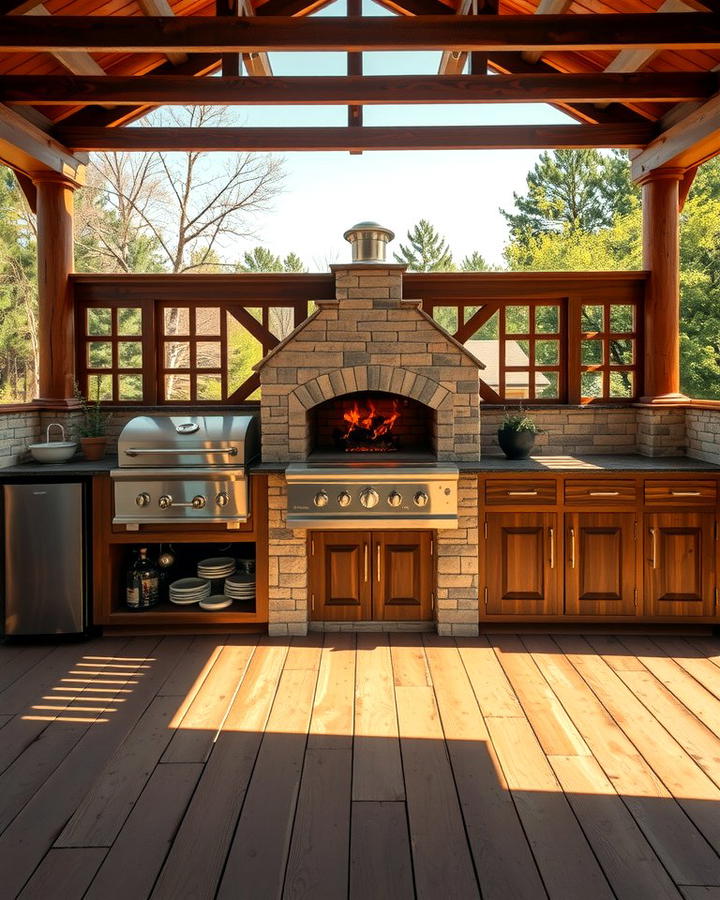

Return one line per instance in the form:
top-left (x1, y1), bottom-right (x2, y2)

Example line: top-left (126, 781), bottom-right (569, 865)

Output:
top-left (256, 223), bottom-right (484, 636)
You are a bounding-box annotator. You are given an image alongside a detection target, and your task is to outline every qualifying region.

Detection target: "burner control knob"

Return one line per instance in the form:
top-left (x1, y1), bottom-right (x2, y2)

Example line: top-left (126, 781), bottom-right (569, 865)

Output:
top-left (413, 490), bottom-right (429, 508)
top-left (158, 494), bottom-right (173, 509)
top-left (313, 490), bottom-right (329, 508)
top-left (337, 491), bottom-right (352, 507)
top-left (387, 491), bottom-right (403, 507)
top-left (360, 488), bottom-right (379, 509)
top-left (191, 495), bottom-right (206, 509)
top-left (135, 492), bottom-right (151, 508)
top-left (216, 491), bottom-right (230, 507)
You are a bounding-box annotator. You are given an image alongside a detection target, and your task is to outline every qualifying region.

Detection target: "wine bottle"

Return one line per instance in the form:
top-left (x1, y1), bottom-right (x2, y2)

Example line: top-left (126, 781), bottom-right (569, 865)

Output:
top-left (126, 547), bottom-right (160, 609)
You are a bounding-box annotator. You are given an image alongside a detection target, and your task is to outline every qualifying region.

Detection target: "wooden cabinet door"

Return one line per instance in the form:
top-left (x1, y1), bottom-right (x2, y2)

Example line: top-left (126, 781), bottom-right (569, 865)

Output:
top-left (309, 532), bottom-right (371, 621)
top-left (485, 513), bottom-right (559, 615)
top-left (644, 513), bottom-right (716, 617)
top-left (564, 512), bottom-right (637, 616)
top-left (372, 532), bottom-right (433, 621)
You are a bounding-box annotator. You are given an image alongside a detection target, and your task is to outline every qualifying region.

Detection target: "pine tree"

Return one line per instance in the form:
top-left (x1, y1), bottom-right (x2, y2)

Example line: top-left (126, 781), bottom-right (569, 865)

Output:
top-left (393, 219), bottom-right (455, 271)
top-left (236, 247), bottom-right (306, 273)
top-left (460, 250), bottom-right (491, 271)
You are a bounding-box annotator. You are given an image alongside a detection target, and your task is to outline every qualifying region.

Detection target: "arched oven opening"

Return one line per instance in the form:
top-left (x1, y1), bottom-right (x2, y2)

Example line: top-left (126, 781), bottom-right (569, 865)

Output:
top-left (309, 391), bottom-right (435, 460)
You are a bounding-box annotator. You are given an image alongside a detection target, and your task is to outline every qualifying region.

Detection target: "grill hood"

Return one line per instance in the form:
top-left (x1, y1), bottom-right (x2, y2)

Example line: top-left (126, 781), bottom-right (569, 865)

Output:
top-left (116, 415), bottom-right (259, 469)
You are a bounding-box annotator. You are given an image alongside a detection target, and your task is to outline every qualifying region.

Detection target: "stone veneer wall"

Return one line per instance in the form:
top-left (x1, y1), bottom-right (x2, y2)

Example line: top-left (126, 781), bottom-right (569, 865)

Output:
top-left (0, 408), bottom-right (42, 467)
top-left (686, 408), bottom-right (720, 464)
top-left (435, 474), bottom-right (479, 636)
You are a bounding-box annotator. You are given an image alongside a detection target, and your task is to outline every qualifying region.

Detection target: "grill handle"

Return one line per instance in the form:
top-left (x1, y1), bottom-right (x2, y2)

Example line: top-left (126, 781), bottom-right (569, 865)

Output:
top-left (124, 446), bottom-right (238, 457)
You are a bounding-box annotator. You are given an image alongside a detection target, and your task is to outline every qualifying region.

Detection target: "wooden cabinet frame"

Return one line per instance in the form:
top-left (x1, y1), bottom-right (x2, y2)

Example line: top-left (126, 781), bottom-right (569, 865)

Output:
top-left (479, 472), bottom-right (720, 623)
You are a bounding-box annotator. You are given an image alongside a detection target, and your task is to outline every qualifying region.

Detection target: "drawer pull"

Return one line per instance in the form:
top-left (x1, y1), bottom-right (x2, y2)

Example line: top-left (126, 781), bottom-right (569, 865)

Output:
top-left (507, 490), bottom-right (538, 496)
top-left (589, 491), bottom-right (620, 497)
top-left (650, 527), bottom-right (658, 569)
top-left (670, 490), bottom-right (702, 497)
top-left (364, 544), bottom-right (369, 582)
top-left (549, 528), bottom-right (555, 569)
top-left (569, 528), bottom-right (576, 569)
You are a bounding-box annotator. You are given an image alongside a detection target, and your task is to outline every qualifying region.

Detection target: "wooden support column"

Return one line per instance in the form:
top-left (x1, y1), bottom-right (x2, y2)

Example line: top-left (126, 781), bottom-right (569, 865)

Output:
top-left (32, 172), bottom-right (77, 406)
top-left (639, 166), bottom-right (687, 404)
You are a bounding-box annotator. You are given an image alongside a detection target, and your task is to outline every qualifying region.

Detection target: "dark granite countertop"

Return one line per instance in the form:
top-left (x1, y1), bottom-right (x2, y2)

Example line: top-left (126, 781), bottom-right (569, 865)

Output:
top-left (252, 455), bottom-right (720, 474)
top-left (2, 454), bottom-right (719, 479)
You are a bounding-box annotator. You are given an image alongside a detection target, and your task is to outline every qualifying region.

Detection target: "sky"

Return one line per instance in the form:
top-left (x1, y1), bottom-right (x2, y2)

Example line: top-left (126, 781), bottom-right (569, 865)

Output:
top-left (137, 0), bottom-right (577, 269)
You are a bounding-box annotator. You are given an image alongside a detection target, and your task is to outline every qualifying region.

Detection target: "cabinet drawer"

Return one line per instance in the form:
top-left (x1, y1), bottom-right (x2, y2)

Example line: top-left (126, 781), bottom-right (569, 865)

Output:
top-left (484, 479), bottom-right (557, 506)
top-left (564, 479), bottom-right (637, 506)
top-left (644, 479), bottom-right (717, 507)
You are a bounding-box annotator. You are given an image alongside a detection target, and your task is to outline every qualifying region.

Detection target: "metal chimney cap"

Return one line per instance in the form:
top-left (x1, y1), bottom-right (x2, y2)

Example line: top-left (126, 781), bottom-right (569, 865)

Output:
top-left (343, 222), bottom-right (395, 263)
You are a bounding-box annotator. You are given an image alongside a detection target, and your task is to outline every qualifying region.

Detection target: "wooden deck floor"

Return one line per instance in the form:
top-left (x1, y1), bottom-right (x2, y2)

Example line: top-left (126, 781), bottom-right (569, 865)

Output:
top-left (2, 633), bottom-right (720, 899)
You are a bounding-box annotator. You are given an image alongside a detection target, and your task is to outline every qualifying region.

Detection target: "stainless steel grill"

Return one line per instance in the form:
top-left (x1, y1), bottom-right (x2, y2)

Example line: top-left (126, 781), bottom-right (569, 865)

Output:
top-left (111, 415), bottom-right (259, 530)
top-left (285, 463), bottom-right (459, 529)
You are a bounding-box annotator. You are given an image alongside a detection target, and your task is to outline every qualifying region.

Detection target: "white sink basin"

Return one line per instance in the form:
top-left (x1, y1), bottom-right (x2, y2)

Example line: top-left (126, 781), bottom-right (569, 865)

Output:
top-left (28, 423), bottom-right (77, 464)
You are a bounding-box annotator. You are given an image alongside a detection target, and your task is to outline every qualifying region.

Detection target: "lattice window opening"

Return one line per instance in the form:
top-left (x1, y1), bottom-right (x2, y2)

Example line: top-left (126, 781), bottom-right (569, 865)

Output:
top-left (580, 302), bottom-right (637, 401)
top-left (81, 305), bottom-right (145, 403)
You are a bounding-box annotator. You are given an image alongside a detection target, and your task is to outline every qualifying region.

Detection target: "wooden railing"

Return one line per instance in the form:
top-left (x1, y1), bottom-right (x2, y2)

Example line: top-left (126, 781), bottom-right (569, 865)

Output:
top-left (71, 271), bottom-right (647, 406)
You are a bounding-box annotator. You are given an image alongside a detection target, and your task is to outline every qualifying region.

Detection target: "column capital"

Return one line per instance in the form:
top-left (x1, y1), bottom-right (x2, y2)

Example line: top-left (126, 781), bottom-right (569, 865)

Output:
top-left (636, 166), bottom-right (686, 186)
top-left (29, 170), bottom-right (81, 190)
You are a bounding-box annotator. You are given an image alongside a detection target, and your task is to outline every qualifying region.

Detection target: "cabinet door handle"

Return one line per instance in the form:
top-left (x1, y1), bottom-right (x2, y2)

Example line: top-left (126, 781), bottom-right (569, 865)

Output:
top-left (364, 544), bottom-right (369, 582)
top-left (589, 491), bottom-right (619, 497)
top-left (569, 528), bottom-right (576, 569)
top-left (549, 528), bottom-right (555, 569)
top-left (670, 490), bottom-right (701, 497)
top-left (650, 527), bottom-right (658, 568)
top-left (508, 490), bottom-right (538, 496)
top-left (377, 544), bottom-right (381, 582)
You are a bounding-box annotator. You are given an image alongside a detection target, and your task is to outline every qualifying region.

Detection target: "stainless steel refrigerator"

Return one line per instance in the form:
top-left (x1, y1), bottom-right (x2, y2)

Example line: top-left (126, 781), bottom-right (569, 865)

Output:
top-left (3, 480), bottom-right (89, 637)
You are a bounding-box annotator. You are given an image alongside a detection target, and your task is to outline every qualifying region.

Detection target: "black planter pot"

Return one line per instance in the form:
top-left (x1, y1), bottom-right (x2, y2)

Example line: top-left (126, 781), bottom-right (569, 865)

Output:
top-left (497, 428), bottom-right (537, 460)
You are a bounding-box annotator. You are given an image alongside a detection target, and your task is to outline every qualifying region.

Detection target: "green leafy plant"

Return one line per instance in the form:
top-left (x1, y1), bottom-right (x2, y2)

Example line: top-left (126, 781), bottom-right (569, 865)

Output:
top-left (73, 378), bottom-right (112, 438)
top-left (499, 405), bottom-right (544, 434)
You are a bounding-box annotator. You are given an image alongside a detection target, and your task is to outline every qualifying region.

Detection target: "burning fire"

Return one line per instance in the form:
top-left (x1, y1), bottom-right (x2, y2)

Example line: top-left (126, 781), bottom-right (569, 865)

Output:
top-left (340, 397), bottom-right (401, 451)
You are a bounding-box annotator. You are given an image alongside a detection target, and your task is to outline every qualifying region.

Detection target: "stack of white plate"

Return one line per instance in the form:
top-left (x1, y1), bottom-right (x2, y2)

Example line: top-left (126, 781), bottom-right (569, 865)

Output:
top-left (169, 577), bottom-right (211, 605)
top-left (224, 573), bottom-right (256, 604)
top-left (199, 594), bottom-right (233, 611)
top-left (197, 556), bottom-right (236, 580)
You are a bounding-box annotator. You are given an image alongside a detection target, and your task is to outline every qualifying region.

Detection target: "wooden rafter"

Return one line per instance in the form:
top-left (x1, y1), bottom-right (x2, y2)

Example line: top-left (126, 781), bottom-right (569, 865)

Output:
top-left (136, 0), bottom-right (188, 66)
top-left (22, 5), bottom-right (106, 77)
top-left (0, 102), bottom-right (85, 181)
top-left (54, 122), bottom-right (655, 151)
top-left (522, 0), bottom-right (573, 65)
top-left (4, 72), bottom-right (712, 105)
top-left (631, 90), bottom-right (720, 177)
top-left (3, 14), bottom-right (720, 54)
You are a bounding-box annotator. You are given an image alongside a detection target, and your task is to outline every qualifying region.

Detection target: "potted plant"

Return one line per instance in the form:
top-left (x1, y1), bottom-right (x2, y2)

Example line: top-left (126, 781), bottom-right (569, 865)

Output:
top-left (74, 379), bottom-right (112, 461)
top-left (497, 405), bottom-right (543, 459)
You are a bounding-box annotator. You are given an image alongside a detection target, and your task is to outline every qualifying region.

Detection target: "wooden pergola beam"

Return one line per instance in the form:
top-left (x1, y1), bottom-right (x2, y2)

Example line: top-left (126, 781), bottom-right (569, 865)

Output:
top-left (3, 72), bottom-right (712, 105)
top-left (3, 14), bottom-right (720, 53)
top-left (0, 103), bottom-right (85, 183)
top-left (55, 122), bottom-right (655, 151)
top-left (631, 90), bottom-right (720, 177)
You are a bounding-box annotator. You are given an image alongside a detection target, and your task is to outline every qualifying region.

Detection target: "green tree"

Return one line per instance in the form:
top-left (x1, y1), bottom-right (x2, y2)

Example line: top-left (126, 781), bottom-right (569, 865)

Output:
top-left (460, 250), bottom-right (492, 271)
top-left (394, 219), bottom-right (455, 271)
top-left (501, 150), bottom-right (640, 254)
top-left (236, 246), bottom-right (307, 273)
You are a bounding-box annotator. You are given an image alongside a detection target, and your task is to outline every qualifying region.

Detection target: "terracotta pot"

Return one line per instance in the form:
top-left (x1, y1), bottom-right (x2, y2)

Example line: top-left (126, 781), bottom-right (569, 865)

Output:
top-left (497, 428), bottom-right (536, 460)
top-left (80, 436), bottom-right (108, 461)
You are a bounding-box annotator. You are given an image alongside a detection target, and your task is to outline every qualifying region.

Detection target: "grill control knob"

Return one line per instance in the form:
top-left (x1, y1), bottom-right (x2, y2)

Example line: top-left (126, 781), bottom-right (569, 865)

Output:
top-left (135, 492), bottom-right (151, 508)
top-left (413, 490), bottom-right (429, 508)
top-left (337, 491), bottom-right (352, 508)
top-left (158, 494), bottom-right (173, 509)
top-left (387, 491), bottom-right (402, 507)
top-left (360, 488), bottom-right (379, 509)
top-left (216, 491), bottom-right (230, 507)
top-left (313, 490), bottom-right (329, 508)
top-left (191, 495), bottom-right (206, 509)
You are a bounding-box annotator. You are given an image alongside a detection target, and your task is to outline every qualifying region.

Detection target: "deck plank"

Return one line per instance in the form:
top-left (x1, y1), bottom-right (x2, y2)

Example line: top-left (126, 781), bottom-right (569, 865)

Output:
top-left (389, 633), bottom-right (431, 686)
top-left (160, 636), bottom-right (257, 764)
top-left (283, 634), bottom-right (354, 899)
top-left (352, 633), bottom-right (404, 802)
top-left (650, 637), bottom-right (720, 703)
top-left (548, 753), bottom-right (682, 900)
top-left (216, 667), bottom-right (318, 900)
top-left (424, 636), bottom-right (547, 900)
top-left (486, 714), bottom-right (614, 900)
top-left (396, 684), bottom-right (480, 899)
top-left (456, 635), bottom-right (524, 717)
top-left (17, 848), bottom-right (106, 900)
top-left (557, 634), bottom-right (720, 858)
top-left (491, 635), bottom-right (590, 756)
top-left (349, 802), bottom-right (414, 900)
top-left (85, 763), bottom-right (202, 900)
top-left (151, 639), bottom-right (288, 900)
top-left (523, 635), bottom-right (720, 886)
